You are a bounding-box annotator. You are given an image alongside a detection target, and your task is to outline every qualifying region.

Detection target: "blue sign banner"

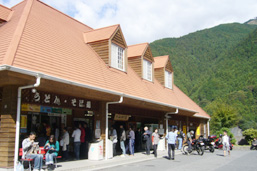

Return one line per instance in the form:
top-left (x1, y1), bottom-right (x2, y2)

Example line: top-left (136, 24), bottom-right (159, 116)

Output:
top-left (40, 106), bottom-right (52, 113)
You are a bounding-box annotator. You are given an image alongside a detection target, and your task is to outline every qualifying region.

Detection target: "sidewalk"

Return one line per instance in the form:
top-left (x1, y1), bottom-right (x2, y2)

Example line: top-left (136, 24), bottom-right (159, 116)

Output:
top-left (56, 150), bottom-right (182, 171)
top-left (0, 150), bottom-right (182, 171)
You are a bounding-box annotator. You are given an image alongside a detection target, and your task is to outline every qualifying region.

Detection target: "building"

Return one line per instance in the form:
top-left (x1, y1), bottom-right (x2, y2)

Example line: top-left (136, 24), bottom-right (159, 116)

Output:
top-left (0, 0), bottom-right (210, 168)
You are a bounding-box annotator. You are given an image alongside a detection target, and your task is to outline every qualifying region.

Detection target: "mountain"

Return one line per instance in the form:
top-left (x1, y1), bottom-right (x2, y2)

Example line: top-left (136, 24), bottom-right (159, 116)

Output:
top-left (245, 18), bottom-right (257, 25)
top-left (150, 22), bottom-right (257, 130)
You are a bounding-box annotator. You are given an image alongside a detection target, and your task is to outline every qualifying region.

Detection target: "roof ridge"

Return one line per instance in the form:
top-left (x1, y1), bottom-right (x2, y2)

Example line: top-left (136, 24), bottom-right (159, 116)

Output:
top-left (84, 24), bottom-right (119, 33)
top-left (154, 55), bottom-right (169, 58)
top-left (128, 42), bottom-right (148, 47)
top-left (2, 0), bottom-right (34, 65)
top-left (37, 0), bottom-right (93, 30)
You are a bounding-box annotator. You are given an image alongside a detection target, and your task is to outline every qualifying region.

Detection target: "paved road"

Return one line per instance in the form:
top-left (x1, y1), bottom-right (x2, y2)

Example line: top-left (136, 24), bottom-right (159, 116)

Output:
top-left (98, 150), bottom-right (257, 171)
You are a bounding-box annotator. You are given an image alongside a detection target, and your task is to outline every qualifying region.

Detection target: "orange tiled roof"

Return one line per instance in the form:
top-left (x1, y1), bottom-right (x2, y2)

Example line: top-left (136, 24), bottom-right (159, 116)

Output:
top-left (127, 43), bottom-right (148, 58)
top-left (0, 0), bottom-right (210, 119)
top-left (84, 24), bottom-right (119, 43)
top-left (154, 55), bottom-right (169, 68)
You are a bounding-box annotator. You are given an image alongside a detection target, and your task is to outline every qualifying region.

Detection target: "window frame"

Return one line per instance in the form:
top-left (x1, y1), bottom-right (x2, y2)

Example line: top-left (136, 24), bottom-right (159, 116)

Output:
top-left (111, 43), bottom-right (125, 71)
top-left (165, 70), bottom-right (173, 89)
top-left (143, 59), bottom-right (153, 81)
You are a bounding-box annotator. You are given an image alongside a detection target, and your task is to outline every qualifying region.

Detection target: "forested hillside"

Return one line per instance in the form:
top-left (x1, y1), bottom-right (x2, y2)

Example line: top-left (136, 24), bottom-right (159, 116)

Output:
top-left (150, 23), bottom-right (257, 130)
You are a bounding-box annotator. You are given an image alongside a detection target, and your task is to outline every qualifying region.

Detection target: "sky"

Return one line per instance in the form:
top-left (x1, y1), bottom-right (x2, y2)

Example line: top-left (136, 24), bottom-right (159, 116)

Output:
top-left (1, 0), bottom-right (257, 45)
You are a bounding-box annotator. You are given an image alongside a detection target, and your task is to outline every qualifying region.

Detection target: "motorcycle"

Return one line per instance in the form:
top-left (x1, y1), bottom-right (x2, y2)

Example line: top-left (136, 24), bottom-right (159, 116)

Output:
top-left (214, 138), bottom-right (233, 151)
top-left (199, 135), bottom-right (215, 153)
top-left (183, 138), bottom-right (205, 155)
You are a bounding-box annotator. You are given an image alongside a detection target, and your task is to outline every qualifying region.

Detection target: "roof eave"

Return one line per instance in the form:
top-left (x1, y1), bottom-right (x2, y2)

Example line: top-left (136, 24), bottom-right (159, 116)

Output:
top-left (0, 65), bottom-right (197, 114)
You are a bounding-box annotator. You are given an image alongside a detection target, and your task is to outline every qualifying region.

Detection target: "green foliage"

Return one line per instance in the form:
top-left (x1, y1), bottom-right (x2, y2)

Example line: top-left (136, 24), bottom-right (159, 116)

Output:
top-left (150, 23), bottom-right (257, 130)
top-left (215, 127), bottom-right (236, 144)
top-left (208, 102), bottom-right (240, 133)
top-left (242, 128), bottom-right (257, 144)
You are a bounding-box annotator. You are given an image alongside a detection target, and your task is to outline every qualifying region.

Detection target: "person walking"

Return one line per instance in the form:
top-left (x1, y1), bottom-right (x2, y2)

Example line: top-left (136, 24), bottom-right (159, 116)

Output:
top-left (177, 129), bottom-right (184, 150)
top-left (128, 127), bottom-right (135, 156)
top-left (22, 132), bottom-right (43, 171)
top-left (110, 126), bottom-right (118, 156)
top-left (119, 125), bottom-right (126, 157)
top-left (72, 124), bottom-right (81, 160)
top-left (152, 129), bottom-right (160, 158)
top-left (143, 126), bottom-right (152, 155)
top-left (44, 135), bottom-right (59, 170)
top-left (166, 127), bottom-right (177, 160)
top-left (222, 131), bottom-right (230, 157)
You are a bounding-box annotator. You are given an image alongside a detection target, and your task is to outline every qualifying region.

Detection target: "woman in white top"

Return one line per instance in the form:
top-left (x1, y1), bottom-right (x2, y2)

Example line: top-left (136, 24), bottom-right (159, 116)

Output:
top-left (222, 131), bottom-right (230, 157)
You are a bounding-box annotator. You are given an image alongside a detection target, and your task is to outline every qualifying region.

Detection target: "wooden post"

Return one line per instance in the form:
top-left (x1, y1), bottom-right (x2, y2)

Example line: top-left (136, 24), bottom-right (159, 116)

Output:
top-left (0, 86), bottom-right (18, 168)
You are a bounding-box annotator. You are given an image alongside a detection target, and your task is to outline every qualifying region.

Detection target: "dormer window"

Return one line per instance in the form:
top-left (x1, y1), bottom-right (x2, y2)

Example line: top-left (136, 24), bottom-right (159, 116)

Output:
top-left (143, 59), bottom-right (152, 81)
top-left (84, 24), bottom-right (127, 72)
top-left (111, 43), bottom-right (125, 71)
top-left (165, 70), bottom-right (173, 89)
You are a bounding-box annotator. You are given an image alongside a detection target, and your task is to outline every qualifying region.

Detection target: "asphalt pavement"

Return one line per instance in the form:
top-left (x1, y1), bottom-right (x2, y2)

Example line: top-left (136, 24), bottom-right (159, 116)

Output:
top-left (99, 149), bottom-right (257, 171)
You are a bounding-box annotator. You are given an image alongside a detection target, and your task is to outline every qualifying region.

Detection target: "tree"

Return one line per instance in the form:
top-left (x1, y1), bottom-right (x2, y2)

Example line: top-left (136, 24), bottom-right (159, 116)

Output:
top-left (242, 128), bottom-right (257, 144)
top-left (209, 102), bottom-right (240, 133)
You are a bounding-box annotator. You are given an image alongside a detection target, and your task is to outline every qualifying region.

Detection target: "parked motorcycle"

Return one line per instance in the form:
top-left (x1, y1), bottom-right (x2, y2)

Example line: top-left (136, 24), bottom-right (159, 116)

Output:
top-left (214, 137), bottom-right (233, 151)
top-left (183, 138), bottom-right (205, 155)
top-left (199, 135), bottom-right (215, 153)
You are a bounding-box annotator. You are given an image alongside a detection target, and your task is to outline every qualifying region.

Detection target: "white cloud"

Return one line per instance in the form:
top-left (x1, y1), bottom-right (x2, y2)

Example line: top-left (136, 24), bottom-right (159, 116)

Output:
top-left (1, 0), bottom-right (257, 45)
top-left (0, 0), bottom-right (21, 7)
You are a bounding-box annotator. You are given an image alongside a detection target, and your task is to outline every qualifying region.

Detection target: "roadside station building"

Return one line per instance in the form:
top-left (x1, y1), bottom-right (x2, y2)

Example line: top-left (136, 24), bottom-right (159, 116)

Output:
top-left (0, 0), bottom-right (210, 168)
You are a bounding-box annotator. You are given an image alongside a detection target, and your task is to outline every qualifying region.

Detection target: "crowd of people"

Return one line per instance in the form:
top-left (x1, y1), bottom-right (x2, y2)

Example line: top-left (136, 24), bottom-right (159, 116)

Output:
top-left (109, 125), bottom-right (186, 160)
top-left (25, 122), bottom-right (239, 170)
top-left (21, 122), bottom-right (92, 170)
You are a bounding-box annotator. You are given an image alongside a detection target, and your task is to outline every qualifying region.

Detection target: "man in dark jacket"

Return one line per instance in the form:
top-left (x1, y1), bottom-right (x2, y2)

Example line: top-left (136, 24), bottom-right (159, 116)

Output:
top-left (143, 126), bottom-right (152, 155)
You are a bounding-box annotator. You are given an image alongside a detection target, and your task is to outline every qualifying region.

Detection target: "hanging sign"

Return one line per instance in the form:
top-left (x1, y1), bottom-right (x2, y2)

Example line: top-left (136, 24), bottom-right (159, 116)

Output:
top-left (21, 89), bottom-right (97, 110)
top-left (114, 114), bottom-right (131, 121)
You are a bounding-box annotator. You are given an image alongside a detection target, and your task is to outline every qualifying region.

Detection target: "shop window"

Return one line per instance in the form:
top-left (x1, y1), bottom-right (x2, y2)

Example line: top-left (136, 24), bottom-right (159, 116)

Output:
top-left (165, 70), bottom-right (172, 89)
top-left (143, 59), bottom-right (152, 81)
top-left (111, 43), bottom-right (125, 71)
